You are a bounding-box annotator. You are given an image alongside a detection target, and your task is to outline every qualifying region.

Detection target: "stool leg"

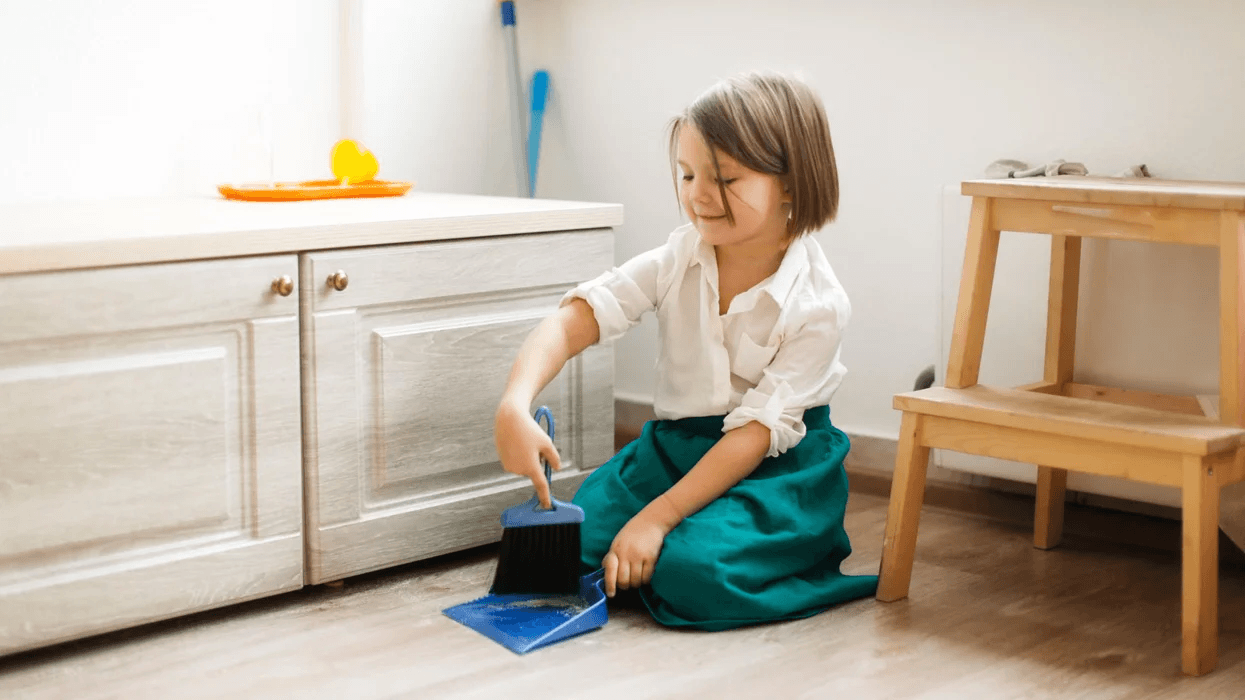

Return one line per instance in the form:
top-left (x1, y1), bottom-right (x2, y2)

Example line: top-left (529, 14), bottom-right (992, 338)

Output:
top-left (1034, 466), bottom-right (1067, 550)
top-left (1217, 210), bottom-right (1244, 427)
top-left (878, 413), bottom-right (930, 602)
top-left (1043, 235), bottom-right (1081, 388)
top-left (946, 197), bottom-right (1001, 389)
top-left (1181, 454), bottom-right (1220, 676)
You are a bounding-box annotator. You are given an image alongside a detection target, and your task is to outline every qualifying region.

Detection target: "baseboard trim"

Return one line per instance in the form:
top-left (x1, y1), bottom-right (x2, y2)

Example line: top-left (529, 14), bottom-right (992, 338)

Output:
top-left (613, 399), bottom-right (1245, 569)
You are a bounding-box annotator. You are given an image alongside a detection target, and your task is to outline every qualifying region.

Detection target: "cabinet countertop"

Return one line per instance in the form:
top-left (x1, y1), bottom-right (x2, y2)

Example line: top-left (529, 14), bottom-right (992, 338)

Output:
top-left (0, 191), bottom-right (624, 276)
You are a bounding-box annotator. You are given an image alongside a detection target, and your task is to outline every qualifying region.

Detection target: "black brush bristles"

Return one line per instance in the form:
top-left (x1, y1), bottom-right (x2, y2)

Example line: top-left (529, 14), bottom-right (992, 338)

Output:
top-left (490, 522), bottom-right (582, 595)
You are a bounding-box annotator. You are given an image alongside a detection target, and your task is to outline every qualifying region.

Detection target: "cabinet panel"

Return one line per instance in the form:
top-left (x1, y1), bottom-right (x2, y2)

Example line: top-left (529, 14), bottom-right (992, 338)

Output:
top-left (374, 315), bottom-right (554, 493)
top-left (303, 233), bottom-right (614, 583)
top-left (305, 229), bottom-right (612, 310)
top-left (0, 345), bottom-right (234, 556)
top-left (0, 257), bottom-right (304, 655)
top-left (0, 255), bottom-right (298, 345)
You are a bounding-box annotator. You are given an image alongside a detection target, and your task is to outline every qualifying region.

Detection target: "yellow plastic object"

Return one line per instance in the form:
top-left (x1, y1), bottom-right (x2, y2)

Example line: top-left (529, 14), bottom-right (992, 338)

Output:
top-left (331, 139), bottom-right (379, 184)
top-left (218, 139), bottom-right (412, 201)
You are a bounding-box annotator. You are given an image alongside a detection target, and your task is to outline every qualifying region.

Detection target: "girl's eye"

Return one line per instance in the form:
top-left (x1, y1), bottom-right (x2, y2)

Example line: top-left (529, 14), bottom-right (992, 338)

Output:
top-left (680, 175), bottom-right (736, 185)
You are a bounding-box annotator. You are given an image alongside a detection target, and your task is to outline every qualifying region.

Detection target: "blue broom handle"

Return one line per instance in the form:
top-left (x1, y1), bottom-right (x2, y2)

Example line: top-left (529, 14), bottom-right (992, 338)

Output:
top-left (533, 405), bottom-right (555, 486)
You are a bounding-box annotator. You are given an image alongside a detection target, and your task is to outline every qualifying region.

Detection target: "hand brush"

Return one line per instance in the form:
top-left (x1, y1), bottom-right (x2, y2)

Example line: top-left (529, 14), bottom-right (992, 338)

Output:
top-left (490, 406), bottom-right (584, 594)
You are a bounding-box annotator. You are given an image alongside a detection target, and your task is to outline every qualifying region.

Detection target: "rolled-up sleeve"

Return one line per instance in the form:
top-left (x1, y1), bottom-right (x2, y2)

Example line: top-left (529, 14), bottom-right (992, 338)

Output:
top-left (721, 304), bottom-right (847, 457)
top-left (560, 240), bottom-right (672, 344)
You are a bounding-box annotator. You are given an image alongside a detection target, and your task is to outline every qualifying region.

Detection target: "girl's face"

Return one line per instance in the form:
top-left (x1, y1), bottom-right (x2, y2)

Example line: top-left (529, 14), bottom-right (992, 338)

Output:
top-left (677, 124), bottom-right (790, 252)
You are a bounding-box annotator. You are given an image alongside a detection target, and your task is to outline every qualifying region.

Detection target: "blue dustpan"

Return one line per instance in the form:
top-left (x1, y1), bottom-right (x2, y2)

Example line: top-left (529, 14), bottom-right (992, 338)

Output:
top-left (443, 569), bottom-right (607, 654)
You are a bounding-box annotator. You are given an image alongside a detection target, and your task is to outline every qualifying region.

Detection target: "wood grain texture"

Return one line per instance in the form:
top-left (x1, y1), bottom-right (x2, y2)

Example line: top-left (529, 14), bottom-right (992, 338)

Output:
top-left (1044, 234), bottom-right (1081, 385)
top-left (578, 343), bottom-right (617, 475)
top-left (895, 386), bottom-right (1245, 456)
top-left (0, 538), bottom-right (302, 659)
top-left (0, 257), bottom-right (304, 656)
top-left (1219, 451), bottom-right (1245, 488)
top-left (1063, 383), bottom-right (1209, 416)
top-left (0, 345), bottom-right (233, 556)
top-left (306, 230), bottom-right (613, 312)
top-left (945, 197), bottom-right (999, 388)
top-left (919, 414), bottom-right (1189, 488)
top-left (877, 412), bottom-right (930, 602)
top-left (1220, 211), bottom-right (1245, 428)
top-left (304, 308), bottom-right (365, 529)
top-left (249, 316), bottom-right (305, 540)
top-left (1182, 454), bottom-right (1221, 675)
top-left (1034, 465), bottom-right (1069, 550)
top-left (1032, 233), bottom-right (1080, 552)
top-left (1212, 210), bottom-right (1245, 559)
top-left (962, 175), bottom-right (1245, 211)
top-left (1014, 380), bottom-right (1061, 394)
top-left (371, 314), bottom-right (566, 491)
top-left (0, 193), bottom-right (623, 276)
top-left (312, 472), bottom-right (592, 584)
top-left (2, 493), bottom-right (1242, 698)
top-left (301, 234), bottom-right (614, 584)
top-left (990, 199), bottom-right (1221, 246)
top-left (0, 255), bottom-right (299, 346)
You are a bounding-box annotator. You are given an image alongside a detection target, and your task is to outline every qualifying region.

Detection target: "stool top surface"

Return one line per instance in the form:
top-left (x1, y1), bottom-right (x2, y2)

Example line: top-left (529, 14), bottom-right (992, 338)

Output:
top-left (962, 176), bottom-right (1245, 211)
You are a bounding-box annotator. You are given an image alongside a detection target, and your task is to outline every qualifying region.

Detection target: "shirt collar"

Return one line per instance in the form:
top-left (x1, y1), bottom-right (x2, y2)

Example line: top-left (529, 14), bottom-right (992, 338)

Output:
top-left (690, 230), bottom-right (808, 313)
top-left (763, 235), bottom-right (806, 306)
top-left (689, 229), bottom-right (715, 271)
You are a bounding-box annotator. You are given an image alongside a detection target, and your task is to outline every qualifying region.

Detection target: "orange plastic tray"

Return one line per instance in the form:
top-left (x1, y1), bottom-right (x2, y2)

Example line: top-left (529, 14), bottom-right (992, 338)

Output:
top-left (218, 179), bottom-right (413, 202)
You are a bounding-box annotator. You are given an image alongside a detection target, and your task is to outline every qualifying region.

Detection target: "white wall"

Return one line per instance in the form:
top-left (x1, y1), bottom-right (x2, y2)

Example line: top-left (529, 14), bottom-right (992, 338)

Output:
top-left (357, 0), bottom-right (525, 197)
top-left (0, 1), bottom-right (337, 206)
top-left (7, 0), bottom-right (1245, 447)
top-left (520, 0), bottom-right (1245, 439)
top-left (0, 0), bottom-right (521, 210)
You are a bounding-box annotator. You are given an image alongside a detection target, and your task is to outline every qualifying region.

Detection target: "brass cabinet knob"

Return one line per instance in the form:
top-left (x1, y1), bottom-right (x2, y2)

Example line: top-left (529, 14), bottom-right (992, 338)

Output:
top-left (328, 270), bottom-right (349, 291)
top-left (271, 275), bottom-right (294, 297)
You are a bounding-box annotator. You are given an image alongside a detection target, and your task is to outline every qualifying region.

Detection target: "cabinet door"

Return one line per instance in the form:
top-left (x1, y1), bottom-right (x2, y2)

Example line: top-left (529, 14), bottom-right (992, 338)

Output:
top-left (303, 230), bottom-right (614, 583)
top-left (0, 256), bottom-right (304, 655)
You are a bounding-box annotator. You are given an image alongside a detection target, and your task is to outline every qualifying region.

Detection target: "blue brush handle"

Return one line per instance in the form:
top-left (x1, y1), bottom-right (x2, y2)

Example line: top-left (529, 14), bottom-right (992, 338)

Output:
top-left (533, 405), bottom-right (555, 486)
top-left (527, 70), bottom-right (549, 198)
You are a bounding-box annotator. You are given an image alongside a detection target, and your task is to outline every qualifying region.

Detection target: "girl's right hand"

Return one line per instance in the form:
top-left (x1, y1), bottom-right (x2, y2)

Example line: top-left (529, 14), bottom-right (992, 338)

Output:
top-left (494, 399), bottom-right (562, 509)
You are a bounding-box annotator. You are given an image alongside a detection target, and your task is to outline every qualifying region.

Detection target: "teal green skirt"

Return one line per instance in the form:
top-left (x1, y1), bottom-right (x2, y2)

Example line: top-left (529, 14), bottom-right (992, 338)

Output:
top-left (571, 405), bottom-right (878, 631)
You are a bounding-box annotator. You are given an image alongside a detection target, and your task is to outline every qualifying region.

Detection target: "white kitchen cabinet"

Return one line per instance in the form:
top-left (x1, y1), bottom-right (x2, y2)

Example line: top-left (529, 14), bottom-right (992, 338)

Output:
top-left (0, 192), bottom-right (623, 655)
top-left (0, 255), bottom-right (305, 656)
top-left (301, 230), bottom-right (615, 583)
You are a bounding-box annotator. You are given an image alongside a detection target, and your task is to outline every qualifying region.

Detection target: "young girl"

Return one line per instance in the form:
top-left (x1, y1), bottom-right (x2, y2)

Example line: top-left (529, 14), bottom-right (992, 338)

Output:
top-left (493, 71), bottom-right (878, 631)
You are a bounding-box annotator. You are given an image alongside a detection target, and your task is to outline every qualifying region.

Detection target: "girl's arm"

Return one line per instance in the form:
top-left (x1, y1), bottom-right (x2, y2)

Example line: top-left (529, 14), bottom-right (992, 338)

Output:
top-left (495, 297), bottom-right (600, 508)
top-left (601, 419), bottom-right (771, 596)
top-left (647, 420), bottom-right (771, 529)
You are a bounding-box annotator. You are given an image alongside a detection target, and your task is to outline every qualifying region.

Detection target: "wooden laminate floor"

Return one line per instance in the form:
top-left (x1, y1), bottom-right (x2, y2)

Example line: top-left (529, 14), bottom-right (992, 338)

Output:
top-left (2, 493), bottom-right (1244, 699)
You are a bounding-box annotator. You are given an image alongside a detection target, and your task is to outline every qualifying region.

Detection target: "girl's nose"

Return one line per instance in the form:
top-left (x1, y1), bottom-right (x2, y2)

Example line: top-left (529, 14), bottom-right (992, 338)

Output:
top-left (691, 178), bottom-right (715, 205)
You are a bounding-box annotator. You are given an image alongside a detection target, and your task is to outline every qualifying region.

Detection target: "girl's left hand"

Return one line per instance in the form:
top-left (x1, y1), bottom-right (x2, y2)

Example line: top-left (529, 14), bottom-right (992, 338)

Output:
top-left (602, 496), bottom-right (683, 597)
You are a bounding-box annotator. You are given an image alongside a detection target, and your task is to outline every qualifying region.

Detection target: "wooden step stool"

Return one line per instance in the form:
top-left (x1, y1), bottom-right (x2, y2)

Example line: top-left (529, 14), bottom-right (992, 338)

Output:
top-left (877, 176), bottom-right (1245, 676)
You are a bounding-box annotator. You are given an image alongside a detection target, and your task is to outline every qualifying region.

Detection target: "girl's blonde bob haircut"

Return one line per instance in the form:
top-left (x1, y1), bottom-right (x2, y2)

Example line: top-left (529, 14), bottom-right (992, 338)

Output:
top-left (668, 71), bottom-right (839, 238)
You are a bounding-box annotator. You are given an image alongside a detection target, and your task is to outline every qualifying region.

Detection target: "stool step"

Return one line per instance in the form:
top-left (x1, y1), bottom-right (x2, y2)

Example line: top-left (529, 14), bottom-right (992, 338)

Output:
top-left (895, 385), bottom-right (1245, 455)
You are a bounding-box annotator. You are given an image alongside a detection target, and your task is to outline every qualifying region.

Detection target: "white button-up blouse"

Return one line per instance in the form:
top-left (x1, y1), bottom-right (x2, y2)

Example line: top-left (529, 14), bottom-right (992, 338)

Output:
top-left (562, 223), bottom-right (851, 458)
